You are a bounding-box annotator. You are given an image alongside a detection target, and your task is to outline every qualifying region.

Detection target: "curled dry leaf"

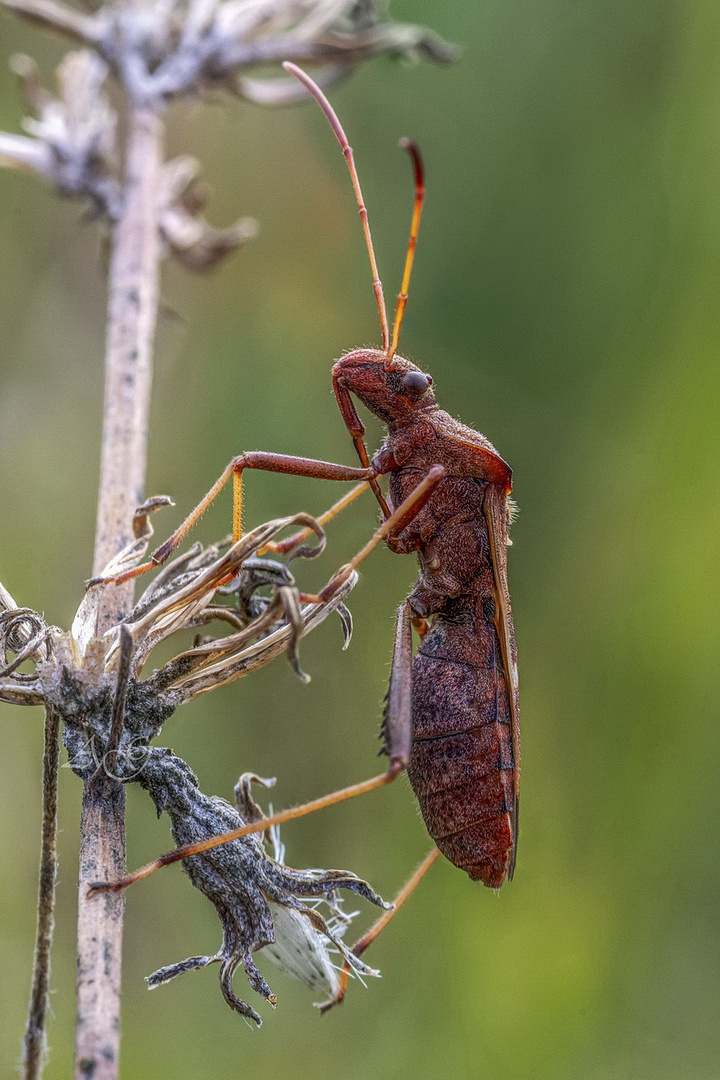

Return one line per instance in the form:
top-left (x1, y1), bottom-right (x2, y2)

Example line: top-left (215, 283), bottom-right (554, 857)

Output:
top-left (4, 502), bottom-right (358, 748)
top-left (158, 155), bottom-right (259, 268)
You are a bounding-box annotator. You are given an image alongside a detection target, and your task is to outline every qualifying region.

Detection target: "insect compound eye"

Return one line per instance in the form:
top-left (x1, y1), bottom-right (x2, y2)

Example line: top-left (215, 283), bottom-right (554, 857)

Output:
top-left (401, 371), bottom-right (433, 397)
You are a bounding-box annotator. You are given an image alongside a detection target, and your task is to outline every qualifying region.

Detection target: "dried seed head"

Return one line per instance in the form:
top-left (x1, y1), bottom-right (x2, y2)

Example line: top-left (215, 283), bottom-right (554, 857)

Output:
top-left (2, 497), bottom-right (378, 1021)
top-left (75, 507), bottom-right (355, 700)
top-left (4, 504), bottom-right (358, 786)
top-left (2, 1), bottom-right (456, 268)
top-left (142, 757), bottom-right (387, 1023)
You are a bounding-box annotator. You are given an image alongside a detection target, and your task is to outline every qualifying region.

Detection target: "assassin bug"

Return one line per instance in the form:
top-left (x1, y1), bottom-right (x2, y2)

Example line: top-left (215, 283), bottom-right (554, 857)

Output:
top-left (94, 64), bottom-right (519, 895)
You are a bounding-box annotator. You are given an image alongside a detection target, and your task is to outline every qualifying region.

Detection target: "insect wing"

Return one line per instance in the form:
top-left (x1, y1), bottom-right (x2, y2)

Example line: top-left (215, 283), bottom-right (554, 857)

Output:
top-left (482, 483), bottom-right (520, 878)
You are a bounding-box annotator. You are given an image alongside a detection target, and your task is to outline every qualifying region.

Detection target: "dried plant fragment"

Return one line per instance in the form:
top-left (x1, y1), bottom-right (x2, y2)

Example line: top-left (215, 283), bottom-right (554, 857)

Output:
top-left (158, 154), bottom-right (259, 268)
top-left (95, 510), bottom-right (356, 698)
top-left (36, 510), bottom-right (356, 785)
top-left (4, 504), bottom-right (358, 789)
top-left (0, 594), bottom-right (49, 705)
top-left (1, 51), bottom-right (121, 214)
top-left (141, 756), bottom-right (387, 1023)
top-left (1, 1), bottom-right (456, 271)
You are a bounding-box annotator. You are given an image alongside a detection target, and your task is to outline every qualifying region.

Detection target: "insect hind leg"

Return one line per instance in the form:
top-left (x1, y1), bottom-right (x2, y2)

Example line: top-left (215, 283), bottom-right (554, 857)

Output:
top-left (316, 846), bottom-right (441, 1014)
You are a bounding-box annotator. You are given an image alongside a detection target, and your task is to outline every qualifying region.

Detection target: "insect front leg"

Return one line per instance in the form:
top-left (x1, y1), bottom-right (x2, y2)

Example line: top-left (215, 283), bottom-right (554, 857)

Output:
top-left (333, 376), bottom-right (391, 519)
top-left (88, 453), bottom-right (376, 587)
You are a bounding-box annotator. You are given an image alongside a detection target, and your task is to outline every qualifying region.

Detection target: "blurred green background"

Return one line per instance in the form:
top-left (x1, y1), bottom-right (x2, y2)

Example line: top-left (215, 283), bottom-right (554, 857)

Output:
top-left (1, 1), bottom-right (719, 1077)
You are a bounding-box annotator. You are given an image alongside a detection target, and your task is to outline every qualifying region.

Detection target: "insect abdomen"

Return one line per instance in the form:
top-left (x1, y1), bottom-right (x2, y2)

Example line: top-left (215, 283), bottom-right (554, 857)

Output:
top-left (406, 603), bottom-right (516, 887)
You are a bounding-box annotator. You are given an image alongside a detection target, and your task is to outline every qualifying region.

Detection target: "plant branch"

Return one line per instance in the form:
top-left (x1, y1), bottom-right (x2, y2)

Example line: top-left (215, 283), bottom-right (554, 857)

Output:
top-left (92, 105), bottom-right (162, 596)
top-left (74, 103), bottom-right (163, 1080)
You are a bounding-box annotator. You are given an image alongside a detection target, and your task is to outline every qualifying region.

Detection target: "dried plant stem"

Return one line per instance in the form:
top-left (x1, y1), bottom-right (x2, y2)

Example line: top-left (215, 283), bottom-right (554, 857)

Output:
top-left (22, 706), bottom-right (61, 1080)
top-left (75, 103), bottom-right (163, 1080)
top-left (92, 105), bottom-right (162, 596)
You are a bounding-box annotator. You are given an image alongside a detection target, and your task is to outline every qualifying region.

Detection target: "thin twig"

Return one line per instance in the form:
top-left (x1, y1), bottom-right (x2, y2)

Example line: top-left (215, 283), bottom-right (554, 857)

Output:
top-left (22, 706), bottom-right (61, 1080)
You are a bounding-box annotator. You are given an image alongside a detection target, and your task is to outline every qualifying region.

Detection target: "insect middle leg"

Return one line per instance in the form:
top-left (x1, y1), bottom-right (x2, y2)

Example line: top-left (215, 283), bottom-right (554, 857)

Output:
top-left (296, 464), bottom-right (446, 608)
top-left (261, 480), bottom-right (372, 557)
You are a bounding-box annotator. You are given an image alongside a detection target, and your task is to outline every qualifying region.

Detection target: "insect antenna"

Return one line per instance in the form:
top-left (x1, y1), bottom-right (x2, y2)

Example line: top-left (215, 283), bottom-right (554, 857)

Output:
top-left (283, 62), bottom-right (390, 351)
top-left (385, 138), bottom-right (425, 370)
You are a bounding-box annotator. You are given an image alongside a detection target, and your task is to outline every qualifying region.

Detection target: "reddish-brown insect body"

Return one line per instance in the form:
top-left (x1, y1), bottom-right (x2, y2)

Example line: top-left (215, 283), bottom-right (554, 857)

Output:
top-left (332, 348), bottom-right (519, 886)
